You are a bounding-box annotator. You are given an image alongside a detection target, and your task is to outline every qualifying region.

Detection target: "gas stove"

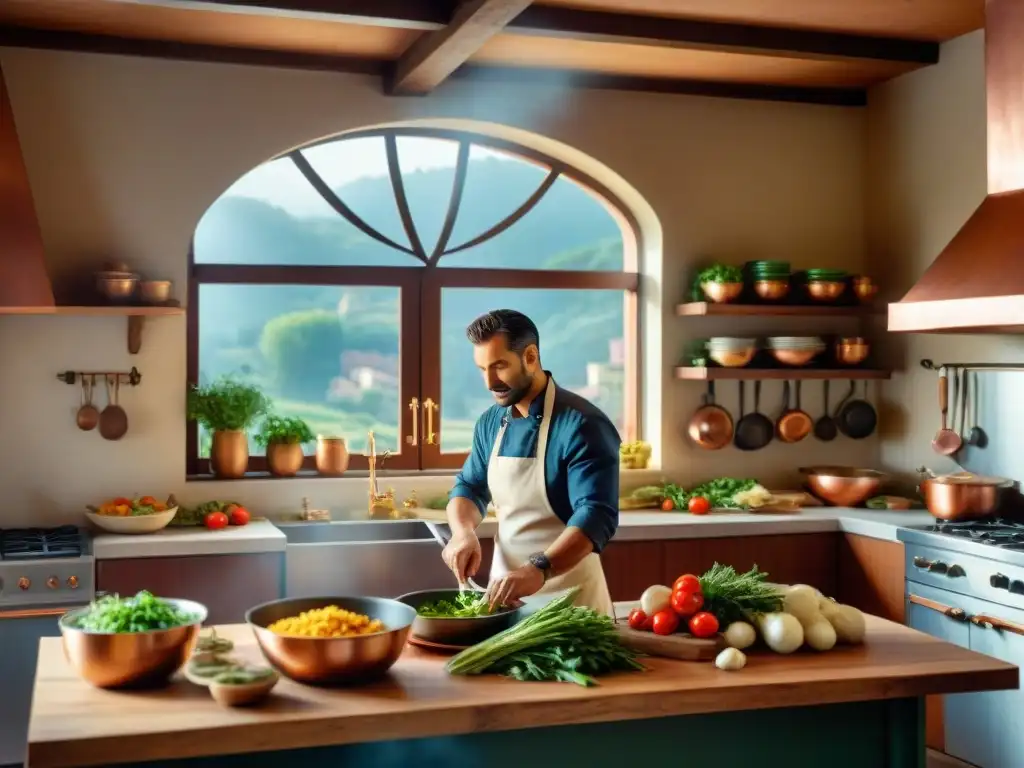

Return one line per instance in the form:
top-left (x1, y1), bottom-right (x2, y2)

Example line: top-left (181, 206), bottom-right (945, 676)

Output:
top-left (911, 518), bottom-right (1024, 550)
top-left (0, 526), bottom-right (94, 609)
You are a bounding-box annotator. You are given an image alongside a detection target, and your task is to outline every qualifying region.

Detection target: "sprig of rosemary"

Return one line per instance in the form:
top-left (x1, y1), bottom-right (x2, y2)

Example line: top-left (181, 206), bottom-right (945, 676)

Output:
top-left (699, 563), bottom-right (784, 626)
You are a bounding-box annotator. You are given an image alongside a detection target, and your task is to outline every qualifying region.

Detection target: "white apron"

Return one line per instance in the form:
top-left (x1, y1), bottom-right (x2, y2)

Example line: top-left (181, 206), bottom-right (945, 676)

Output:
top-left (487, 381), bottom-right (614, 616)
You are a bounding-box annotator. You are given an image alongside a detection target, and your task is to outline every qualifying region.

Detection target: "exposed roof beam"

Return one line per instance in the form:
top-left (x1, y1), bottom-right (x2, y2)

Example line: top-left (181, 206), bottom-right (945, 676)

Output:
top-left (0, 25), bottom-right (866, 107)
top-left (388, 0), bottom-right (534, 95)
top-left (168, 0), bottom-right (939, 64)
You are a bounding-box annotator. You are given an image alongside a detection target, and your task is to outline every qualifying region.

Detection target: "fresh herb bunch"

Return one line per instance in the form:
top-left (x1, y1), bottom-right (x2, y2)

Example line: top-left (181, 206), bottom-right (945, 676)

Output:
top-left (691, 264), bottom-right (744, 300)
top-left (72, 591), bottom-right (200, 633)
top-left (663, 478), bottom-right (757, 510)
top-left (418, 592), bottom-right (495, 618)
top-left (187, 378), bottom-right (269, 432)
top-left (699, 563), bottom-right (783, 626)
top-left (254, 415), bottom-right (315, 447)
top-left (447, 588), bottom-right (644, 687)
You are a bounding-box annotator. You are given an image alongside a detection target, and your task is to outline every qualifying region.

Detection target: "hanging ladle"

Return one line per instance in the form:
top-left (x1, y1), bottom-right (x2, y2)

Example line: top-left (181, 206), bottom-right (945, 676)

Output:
top-left (76, 374), bottom-right (100, 431)
top-left (932, 366), bottom-right (962, 456)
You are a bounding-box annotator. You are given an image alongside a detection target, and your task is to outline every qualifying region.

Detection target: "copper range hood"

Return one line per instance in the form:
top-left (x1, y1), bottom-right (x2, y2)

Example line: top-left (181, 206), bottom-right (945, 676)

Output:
top-left (888, 0), bottom-right (1024, 334)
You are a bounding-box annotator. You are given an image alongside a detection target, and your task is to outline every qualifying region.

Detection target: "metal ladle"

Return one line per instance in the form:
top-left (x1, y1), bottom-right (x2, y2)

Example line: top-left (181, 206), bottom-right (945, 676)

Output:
top-left (967, 371), bottom-right (988, 448)
top-left (98, 375), bottom-right (129, 441)
top-left (76, 374), bottom-right (100, 431)
top-left (932, 366), bottom-right (962, 455)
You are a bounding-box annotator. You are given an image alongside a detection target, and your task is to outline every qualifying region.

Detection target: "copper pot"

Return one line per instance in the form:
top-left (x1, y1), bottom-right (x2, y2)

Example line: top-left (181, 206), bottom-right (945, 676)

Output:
top-left (702, 281), bottom-right (743, 303)
top-left (919, 471), bottom-right (1013, 521)
top-left (688, 382), bottom-right (734, 450)
top-left (852, 276), bottom-right (878, 304)
top-left (267, 443), bottom-right (304, 477)
top-left (316, 436), bottom-right (350, 476)
top-left (835, 337), bottom-right (870, 366)
top-left (211, 430), bottom-right (249, 479)
top-left (800, 466), bottom-right (886, 507)
top-left (754, 279), bottom-right (789, 301)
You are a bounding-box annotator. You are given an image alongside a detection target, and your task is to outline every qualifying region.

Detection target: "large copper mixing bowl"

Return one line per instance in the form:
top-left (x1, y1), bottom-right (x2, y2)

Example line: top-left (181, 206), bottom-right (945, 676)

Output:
top-left (247, 596), bottom-right (415, 686)
top-left (800, 466), bottom-right (887, 507)
top-left (59, 598), bottom-right (206, 689)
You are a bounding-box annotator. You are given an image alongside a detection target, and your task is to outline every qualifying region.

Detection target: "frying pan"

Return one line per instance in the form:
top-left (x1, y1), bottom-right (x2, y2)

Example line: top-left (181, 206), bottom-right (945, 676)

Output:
top-left (734, 380), bottom-right (773, 451)
top-left (836, 380), bottom-right (877, 439)
top-left (814, 380), bottom-right (838, 441)
top-left (776, 381), bottom-right (812, 443)
top-left (687, 381), bottom-right (734, 450)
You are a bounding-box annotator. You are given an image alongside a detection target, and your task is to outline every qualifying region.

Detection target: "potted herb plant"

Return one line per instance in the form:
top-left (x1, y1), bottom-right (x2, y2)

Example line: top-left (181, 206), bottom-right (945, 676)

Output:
top-left (255, 415), bottom-right (315, 478)
top-left (186, 379), bottom-right (269, 479)
top-left (693, 264), bottom-right (744, 303)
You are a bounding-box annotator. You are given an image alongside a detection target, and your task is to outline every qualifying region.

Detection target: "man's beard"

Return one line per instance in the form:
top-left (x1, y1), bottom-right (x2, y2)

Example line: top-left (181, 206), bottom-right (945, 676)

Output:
top-left (490, 368), bottom-right (534, 407)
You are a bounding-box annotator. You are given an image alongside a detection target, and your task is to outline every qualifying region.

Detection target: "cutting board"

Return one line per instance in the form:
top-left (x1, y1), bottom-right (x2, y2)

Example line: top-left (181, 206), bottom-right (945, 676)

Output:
top-left (614, 625), bottom-right (723, 661)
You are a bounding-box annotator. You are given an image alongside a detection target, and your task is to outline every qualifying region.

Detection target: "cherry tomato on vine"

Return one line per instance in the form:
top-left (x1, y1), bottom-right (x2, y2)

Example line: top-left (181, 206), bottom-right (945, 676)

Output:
top-left (652, 610), bottom-right (680, 636)
top-left (673, 574), bottom-right (701, 594)
top-left (661, 498), bottom-right (675, 511)
top-left (628, 608), bottom-right (650, 631)
top-left (671, 589), bottom-right (704, 617)
top-left (689, 611), bottom-right (720, 638)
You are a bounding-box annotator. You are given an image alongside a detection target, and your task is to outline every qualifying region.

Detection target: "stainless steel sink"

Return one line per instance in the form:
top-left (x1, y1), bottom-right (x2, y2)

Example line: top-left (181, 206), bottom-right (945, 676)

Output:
top-left (277, 520), bottom-right (437, 544)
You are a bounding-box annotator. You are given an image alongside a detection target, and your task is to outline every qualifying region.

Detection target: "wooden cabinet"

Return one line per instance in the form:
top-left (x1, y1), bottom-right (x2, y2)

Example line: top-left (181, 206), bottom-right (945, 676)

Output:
top-left (97, 553), bottom-right (284, 624)
top-left (601, 541), bottom-right (664, 602)
top-left (836, 534), bottom-right (905, 623)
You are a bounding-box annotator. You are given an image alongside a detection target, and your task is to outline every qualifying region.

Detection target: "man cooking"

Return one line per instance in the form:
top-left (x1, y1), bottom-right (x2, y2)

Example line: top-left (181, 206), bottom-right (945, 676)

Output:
top-left (442, 309), bottom-right (620, 615)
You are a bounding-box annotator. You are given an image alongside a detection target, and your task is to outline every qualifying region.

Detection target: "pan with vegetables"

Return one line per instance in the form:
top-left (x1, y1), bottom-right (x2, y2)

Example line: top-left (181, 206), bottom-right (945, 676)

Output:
top-left (398, 589), bottom-right (523, 646)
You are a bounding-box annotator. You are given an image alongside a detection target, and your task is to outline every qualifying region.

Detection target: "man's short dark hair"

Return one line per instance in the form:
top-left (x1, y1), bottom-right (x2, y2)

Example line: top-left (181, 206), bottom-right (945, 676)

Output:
top-left (466, 309), bottom-right (540, 354)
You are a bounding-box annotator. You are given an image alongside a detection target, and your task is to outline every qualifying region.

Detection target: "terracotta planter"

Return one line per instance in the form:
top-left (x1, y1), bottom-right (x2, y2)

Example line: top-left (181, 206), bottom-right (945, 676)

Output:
top-left (211, 430), bottom-right (248, 479)
top-left (316, 437), bottom-right (349, 477)
top-left (266, 443), bottom-right (304, 477)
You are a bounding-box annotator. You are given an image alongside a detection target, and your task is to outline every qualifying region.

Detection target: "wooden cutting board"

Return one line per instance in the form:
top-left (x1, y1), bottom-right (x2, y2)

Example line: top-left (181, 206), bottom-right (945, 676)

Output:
top-left (615, 625), bottom-right (723, 661)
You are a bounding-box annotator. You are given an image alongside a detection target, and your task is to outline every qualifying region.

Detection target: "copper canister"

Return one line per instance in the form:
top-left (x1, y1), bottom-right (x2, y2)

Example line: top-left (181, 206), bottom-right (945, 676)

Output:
top-left (315, 436), bottom-right (350, 476)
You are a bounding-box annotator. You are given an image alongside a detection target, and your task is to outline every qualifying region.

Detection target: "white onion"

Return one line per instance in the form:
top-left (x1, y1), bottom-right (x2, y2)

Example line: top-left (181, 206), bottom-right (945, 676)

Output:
top-left (639, 585), bottom-right (672, 616)
top-left (758, 612), bottom-right (804, 654)
top-left (829, 605), bottom-right (867, 644)
top-left (715, 647), bottom-right (747, 671)
top-left (723, 621), bottom-right (757, 650)
top-left (804, 617), bottom-right (837, 651)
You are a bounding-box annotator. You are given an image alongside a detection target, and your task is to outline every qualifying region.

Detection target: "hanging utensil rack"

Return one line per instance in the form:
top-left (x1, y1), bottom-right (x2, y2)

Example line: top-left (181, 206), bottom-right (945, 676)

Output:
top-left (56, 367), bottom-right (143, 386)
top-left (921, 359), bottom-right (1024, 373)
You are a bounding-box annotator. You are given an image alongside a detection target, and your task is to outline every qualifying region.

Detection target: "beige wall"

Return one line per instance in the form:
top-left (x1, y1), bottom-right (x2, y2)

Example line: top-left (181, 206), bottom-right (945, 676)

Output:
top-left (0, 48), bottom-right (872, 526)
top-left (866, 30), bottom-right (1024, 482)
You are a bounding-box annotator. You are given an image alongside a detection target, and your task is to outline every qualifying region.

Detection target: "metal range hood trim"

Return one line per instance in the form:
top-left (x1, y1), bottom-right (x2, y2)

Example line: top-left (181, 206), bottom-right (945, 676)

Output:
top-left (888, 0), bottom-right (1024, 334)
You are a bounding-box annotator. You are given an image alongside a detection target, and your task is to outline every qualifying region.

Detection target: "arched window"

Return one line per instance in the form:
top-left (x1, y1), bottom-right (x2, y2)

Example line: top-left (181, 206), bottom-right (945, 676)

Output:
top-left (188, 127), bottom-right (640, 475)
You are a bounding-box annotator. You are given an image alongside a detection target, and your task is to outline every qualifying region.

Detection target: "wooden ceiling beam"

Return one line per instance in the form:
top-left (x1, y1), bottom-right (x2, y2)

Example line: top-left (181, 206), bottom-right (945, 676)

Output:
top-left (387, 0), bottom-right (534, 94)
top-left (182, 0), bottom-right (939, 64)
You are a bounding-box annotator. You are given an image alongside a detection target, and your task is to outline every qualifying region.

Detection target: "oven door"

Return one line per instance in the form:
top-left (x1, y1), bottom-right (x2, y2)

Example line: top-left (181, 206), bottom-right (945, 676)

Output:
top-left (0, 606), bottom-right (85, 768)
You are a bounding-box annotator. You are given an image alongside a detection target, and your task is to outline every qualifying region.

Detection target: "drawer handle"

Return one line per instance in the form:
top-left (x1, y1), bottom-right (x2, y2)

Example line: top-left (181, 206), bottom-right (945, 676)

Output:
top-left (971, 614), bottom-right (1024, 636)
top-left (908, 593), bottom-right (967, 621)
top-left (913, 556), bottom-right (948, 574)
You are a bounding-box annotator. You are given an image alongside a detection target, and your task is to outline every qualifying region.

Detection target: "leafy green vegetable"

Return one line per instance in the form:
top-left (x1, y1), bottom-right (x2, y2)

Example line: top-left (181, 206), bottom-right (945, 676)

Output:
top-left (663, 478), bottom-right (758, 510)
top-left (213, 668), bottom-right (276, 685)
top-left (71, 591), bottom-right (200, 633)
top-left (186, 377), bottom-right (269, 432)
top-left (254, 414), bottom-right (315, 447)
top-left (447, 588), bottom-right (644, 686)
top-left (699, 563), bottom-right (784, 627)
top-left (691, 264), bottom-right (744, 300)
top-left (418, 592), bottom-right (496, 618)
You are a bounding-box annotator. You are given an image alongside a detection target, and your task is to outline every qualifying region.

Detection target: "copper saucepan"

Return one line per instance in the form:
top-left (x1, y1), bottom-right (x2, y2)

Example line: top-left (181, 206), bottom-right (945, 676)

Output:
top-left (918, 469), bottom-right (1015, 521)
top-left (688, 381), bottom-right (734, 450)
top-left (776, 381), bottom-right (812, 444)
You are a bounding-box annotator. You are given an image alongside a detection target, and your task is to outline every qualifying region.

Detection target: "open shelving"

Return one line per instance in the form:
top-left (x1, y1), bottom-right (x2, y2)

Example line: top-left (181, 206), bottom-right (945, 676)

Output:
top-left (675, 367), bottom-right (891, 380)
top-left (0, 304), bottom-right (185, 353)
top-left (676, 301), bottom-right (882, 317)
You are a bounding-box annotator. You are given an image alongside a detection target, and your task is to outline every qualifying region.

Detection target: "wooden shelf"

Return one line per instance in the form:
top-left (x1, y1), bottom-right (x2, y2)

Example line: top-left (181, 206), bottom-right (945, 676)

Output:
top-left (675, 367), bottom-right (891, 380)
top-left (676, 302), bottom-right (881, 317)
top-left (0, 305), bottom-right (184, 353)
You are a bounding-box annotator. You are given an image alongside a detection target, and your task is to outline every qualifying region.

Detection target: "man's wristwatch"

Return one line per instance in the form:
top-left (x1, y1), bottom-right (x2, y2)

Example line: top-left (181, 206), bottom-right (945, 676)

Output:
top-left (528, 553), bottom-right (552, 583)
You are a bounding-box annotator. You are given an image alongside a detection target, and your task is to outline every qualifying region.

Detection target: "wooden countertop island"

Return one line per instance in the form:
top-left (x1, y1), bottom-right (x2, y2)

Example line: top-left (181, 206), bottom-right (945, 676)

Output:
top-left (27, 616), bottom-right (1017, 768)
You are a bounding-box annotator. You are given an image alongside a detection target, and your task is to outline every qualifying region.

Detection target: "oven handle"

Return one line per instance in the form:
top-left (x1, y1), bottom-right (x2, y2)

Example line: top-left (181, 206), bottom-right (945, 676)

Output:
top-left (0, 606), bottom-right (82, 619)
top-left (971, 614), bottom-right (1024, 636)
top-left (908, 593), bottom-right (968, 622)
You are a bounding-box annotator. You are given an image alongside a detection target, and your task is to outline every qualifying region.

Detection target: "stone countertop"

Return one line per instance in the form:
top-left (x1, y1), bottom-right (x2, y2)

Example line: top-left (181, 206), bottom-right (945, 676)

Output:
top-left (89, 519), bottom-right (286, 560)
top-left (473, 507), bottom-right (933, 543)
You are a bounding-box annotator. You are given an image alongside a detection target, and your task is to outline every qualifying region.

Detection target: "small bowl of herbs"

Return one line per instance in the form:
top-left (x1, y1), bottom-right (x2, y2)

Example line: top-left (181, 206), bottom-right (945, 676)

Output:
top-left (398, 589), bottom-right (522, 646)
top-left (59, 591), bottom-right (207, 689)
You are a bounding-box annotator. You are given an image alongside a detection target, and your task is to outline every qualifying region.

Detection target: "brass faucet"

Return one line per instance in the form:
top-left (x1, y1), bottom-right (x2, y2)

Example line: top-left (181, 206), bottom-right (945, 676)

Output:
top-left (367, 430), bottom-right (398, 520)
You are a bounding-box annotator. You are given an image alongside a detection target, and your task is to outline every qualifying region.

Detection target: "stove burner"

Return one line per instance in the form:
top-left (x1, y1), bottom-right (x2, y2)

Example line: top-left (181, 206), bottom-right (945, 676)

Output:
top-left (0, 526), bottom-right (83, 560)
top-left (918, 518), bottom-right (1024, 548)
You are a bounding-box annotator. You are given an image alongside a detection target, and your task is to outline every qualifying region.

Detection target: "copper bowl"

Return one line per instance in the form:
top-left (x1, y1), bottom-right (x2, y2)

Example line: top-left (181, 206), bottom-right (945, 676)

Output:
top-left (770, 347), bottom-right (823, 366)
top-left (246, 596), bottom-right (415, 686)
top-left (59, 598), bottom-right (206, 689)
top-left (800, 466), bottom-right (887, 507)
top-left (315, 436), bottom-right (349, 476)
top-left (139, 280), bottom-right (172, 304)
top-left (852, 276), bottom-right (878, 304)
top-left (708, 347), bottom-right (756, 368)
top-left (919, 473), bottom-right (1013, 521)
top-left (806, 280), bottom-right (846, 302)
top-left (835, 337), bottom-right (870, 366)
top-left (96, 275), bottom-right (139, 303)
top-left (754, 280), bottom-right (790, 301)
top-left (702, 281), bottom-right (743, 303)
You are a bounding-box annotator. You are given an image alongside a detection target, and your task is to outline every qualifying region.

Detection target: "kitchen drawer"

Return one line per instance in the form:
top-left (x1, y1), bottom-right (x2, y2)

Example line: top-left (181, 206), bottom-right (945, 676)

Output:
top-left (904, 542), bottom-right (1024, 611)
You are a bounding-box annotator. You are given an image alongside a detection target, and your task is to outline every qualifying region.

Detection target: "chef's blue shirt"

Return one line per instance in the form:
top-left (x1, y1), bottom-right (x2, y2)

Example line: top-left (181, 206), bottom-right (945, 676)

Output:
top-left (449, 376), bottom-right (621, 552)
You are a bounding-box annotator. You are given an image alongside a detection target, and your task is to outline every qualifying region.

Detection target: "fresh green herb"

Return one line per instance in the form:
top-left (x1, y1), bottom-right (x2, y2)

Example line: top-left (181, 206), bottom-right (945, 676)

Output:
top-left (254, 414), bottom-right (315, 447)
top-left (187, 378), bottom-right (269, 432)
top-left (418, 592), bottom-right (496, 618)
top-left (691, 264), bottom-right (744, 300)
top-left (663, 478), bottom-right (758, 510)
top-left (447, 588), bottom-right (644, 686)
top-left (213, 668), bottom-right (276, 685)
top-left (699, 563), bottom-right (784, 626)
top-left (169, 499), bottom-right (239, 527)
top-left (72, 591), bottom-right (200, 633)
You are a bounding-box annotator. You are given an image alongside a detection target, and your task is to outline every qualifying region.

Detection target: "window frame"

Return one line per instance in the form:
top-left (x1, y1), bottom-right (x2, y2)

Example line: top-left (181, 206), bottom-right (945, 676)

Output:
top-left (187, 127), bottom-right (642, 477)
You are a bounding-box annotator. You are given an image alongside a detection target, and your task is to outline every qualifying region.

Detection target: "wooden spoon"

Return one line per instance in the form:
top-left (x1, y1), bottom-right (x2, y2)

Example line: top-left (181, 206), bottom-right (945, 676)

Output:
top-left (98, 375), bottom-right (129, 441)
top-left (76, 375), bottom-right (100, 431)
top-left (932, 367), bottom-right (962, 456)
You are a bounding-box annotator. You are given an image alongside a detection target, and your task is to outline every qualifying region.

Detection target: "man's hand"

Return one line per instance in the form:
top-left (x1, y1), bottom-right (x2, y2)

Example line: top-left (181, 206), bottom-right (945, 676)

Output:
top-left (487, 564), bottom-right (544, 611)
top-left (442, 531), bottom-right (482, 583)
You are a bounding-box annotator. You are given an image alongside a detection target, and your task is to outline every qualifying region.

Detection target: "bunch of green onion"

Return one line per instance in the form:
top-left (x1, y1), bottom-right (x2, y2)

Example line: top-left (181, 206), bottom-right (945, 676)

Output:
top-left (446, 587), bottom-right (644, 686)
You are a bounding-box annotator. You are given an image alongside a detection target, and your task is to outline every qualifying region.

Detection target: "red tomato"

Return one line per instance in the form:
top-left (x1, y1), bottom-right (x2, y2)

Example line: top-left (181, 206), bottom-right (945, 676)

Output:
top-left (688, 611), bottom-right (720, 638)
top-left (652, 610), bottom-right (680, 636)
top-left (673, 574), bottom-right (701, 594)
top-left (627, 608), bottom-right (649, 631)
top-left (204, 510), bottom-right (229, 530)
top-left (688, 496), bottom-right (711, 515)
top-left (671, 589), bottom-right (704, 617)
top-left (660, 498), bottom-right (675, 511)
top-left (228, 505), bottom-right (251, 526)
